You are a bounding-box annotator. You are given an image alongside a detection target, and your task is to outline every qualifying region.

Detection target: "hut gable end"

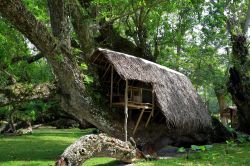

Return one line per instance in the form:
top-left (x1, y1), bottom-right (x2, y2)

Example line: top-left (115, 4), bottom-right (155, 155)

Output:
top-left (91, 48), bottom-right (211, 134)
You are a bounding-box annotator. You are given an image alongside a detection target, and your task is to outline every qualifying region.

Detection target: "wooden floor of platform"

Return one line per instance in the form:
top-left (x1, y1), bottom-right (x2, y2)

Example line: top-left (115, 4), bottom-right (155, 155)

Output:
top-left (112, 101), bottom-right (153, 109)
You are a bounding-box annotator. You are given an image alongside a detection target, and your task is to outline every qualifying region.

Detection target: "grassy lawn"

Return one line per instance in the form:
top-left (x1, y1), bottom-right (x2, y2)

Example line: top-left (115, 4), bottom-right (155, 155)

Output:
top-left (0, 127), bottom-right (119, 166)
top-left (136, 142), bottom-right (250, 166)
top-left (0, 127), bottom-right (250, 166)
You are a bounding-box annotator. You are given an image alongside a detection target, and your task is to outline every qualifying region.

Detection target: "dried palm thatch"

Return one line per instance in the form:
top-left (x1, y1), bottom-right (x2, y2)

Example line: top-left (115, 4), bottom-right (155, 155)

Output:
top-left (91, 48), bottom-right (211, 134)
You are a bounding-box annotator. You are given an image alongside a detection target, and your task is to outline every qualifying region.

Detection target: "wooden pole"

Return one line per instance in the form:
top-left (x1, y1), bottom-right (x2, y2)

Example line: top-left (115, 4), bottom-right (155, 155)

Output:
top-left (110, 66), bottom-right (114, 109)
top-left (133, 108), bottom-right (145, 135)
top-left (92, 52), bottom-right (101, 63)
top-left (102, 64), bottom-right (111, 78)
top-left (124, 79), bottom-right (128, 142)
top-left (152, 91), bottom-right (155, 117)
top-left (140, 88), bottom-right (142, 102)
top-left (145, 90), bottom-right (154, 127)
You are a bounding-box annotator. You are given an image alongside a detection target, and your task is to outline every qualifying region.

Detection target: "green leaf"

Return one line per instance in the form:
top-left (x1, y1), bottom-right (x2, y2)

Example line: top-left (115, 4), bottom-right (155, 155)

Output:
top-left (80, 63), bottom-right (88, 70)
top-left (199, 146), bottom-right (206, 151)
top-left (84, 75), bottom-right (94, 85)
top-left (204, 145), bottom-right (213, 150)
top-left (191, 145), bottom-right (199, 151)
top-left (177, 147), bottom-right (186, 153)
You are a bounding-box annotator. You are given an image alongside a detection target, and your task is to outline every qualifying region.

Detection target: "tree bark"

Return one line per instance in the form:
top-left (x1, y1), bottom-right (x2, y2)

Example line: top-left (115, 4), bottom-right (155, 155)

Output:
top-left (216, 92), bottom-right (228, 125)
top-left (228, 34), bottom-right (250, 134)
top-left (56, 134), bottom-right (137, 166)
top-left (216, 93), bottom-right (227, 112)
top-left (9, 107), bottom-right (17, 132)
top-left (68, 0), bottom-right (94, 59)
top-left (214, 88), bottom-right (228, 123)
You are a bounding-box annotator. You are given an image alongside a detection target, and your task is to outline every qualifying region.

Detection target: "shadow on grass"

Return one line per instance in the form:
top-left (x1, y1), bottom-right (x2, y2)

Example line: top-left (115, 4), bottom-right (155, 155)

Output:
top-left (95, 161), bottom-right (122, 166)
top-left (84, 158), bottom-right (122, 166)
top-left (0, 139), bottom-right (69, 162)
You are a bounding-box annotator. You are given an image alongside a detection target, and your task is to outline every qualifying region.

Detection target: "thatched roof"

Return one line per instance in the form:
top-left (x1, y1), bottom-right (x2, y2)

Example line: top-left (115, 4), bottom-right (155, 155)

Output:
top-left (91, 48), bottom-right (211, 134)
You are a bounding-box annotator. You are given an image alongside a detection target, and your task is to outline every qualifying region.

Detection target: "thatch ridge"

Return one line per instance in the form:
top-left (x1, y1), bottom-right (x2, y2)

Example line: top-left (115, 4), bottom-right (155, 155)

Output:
top-left (91, 48), bottom-right (211, 134)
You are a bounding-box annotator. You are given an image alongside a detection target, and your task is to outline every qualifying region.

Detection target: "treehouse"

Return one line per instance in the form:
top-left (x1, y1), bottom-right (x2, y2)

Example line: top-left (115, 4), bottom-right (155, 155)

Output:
top-left (90, 48), bottom-right (211, 141)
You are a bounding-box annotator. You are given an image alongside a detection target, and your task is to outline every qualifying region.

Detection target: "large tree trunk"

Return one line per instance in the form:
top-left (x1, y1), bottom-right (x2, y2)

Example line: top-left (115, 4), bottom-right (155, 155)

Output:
top-left (215, 89), bottom-right (228, 125)
top-left (216, 93), bottom-right (227, 113)
top-left (0, 0), bottom-right (148, 141)
top-left (228, 34), bottom-right (250, 134)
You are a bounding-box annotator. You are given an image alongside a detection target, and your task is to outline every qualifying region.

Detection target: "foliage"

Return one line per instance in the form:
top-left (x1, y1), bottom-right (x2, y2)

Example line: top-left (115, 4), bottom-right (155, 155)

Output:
top-left (0, 106), bottom-right (11, 120)
top-left (0, 100), bottom-right (62, 127)
top-left (235, 132), bottom-right (250, 144)
top-left (177, 147), bottom-right (186, 153)
top-left (22, 0), bottom-right (49, 23)
top-left (191, 145), bottom-right (206, 151)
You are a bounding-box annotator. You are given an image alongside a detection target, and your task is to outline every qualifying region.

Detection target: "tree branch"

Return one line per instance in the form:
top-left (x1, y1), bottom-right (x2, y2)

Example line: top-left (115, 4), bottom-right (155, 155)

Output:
top-left (11, 53), bottom-right (44, 64)
top-left (48, 0), bottom-right (71, 50)
top-left (68, 0), bottom-right (94, 59)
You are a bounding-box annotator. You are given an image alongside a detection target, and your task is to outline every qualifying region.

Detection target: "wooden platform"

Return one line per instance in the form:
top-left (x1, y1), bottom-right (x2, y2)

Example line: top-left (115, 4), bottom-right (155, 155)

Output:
top-left (112, 101), bottom-right (154, 135)
top-left (112, 101), bottom-right (153, 110)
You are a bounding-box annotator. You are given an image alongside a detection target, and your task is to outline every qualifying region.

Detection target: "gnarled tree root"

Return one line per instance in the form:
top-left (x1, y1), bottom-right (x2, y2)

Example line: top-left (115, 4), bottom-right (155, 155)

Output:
top-left (55, 134), bottom-right (138, 166)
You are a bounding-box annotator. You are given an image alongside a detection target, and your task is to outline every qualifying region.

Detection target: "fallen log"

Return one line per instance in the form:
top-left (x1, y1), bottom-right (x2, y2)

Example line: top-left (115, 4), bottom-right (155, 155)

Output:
top-left (56, 133), bottom-right (138, 166)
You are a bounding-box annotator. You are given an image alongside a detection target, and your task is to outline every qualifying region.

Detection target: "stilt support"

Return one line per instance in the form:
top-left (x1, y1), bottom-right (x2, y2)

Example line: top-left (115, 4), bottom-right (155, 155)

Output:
top-left (133, 108), bottom-right (145, 135)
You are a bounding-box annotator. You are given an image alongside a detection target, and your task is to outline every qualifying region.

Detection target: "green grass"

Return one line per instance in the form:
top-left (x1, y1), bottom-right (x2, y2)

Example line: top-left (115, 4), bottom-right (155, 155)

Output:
top-left (0, 127), bottom-right (250, 166)
top-left (136, 142), bottom-right (250, 166)
top-left (0, 127), bottom-right (120, 166)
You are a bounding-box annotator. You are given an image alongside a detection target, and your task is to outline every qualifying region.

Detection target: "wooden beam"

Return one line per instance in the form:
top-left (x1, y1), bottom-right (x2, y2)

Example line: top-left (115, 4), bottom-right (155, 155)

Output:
top-left (145, 91), bottom-right (154, 127)
top-left (110, 66), bottom-right (114, 109)
top-left (124, 79), bottom-right (128, 142)
top-left (128, 86), bottom-right (152, 91)
top-left (140, 88), bottom-right (142, 102)
top-left (112, 102), bottom-right (152, 109)
top-left (133, 108), bottom-right (145, 135)
top-left (152, 91), bottom-right (155, 117)
top-left (117, 78), bottom-right (121, 95)
top-left (102, 64), bottom-right (111, 79)
top-left (92, 52), bottom-right (101, 63)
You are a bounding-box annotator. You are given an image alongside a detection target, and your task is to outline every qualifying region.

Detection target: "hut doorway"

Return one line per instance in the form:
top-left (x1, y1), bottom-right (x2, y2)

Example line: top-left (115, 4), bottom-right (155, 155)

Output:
top-left (94, 62), bottom-right (155, 141)
top-left (109, 78), bottom-right (155, 136)
top-left (108, 70), bottom-right (155, 141)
